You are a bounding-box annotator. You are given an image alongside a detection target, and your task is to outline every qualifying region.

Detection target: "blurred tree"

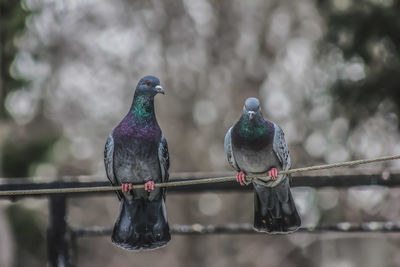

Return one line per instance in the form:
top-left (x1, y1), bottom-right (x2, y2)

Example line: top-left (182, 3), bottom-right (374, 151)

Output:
top-left (2, 133), bottom-right (59, 177)
top-left (1, 3), bottom-right (57, 266)
top-left (1, 0), bottom-right (61, 178)
top-left (0, 0), bottom-right (29, 119)
top-left (319, 0), bottom-right (400, 126)
top-left (6, 204), bottom-right (46, 267)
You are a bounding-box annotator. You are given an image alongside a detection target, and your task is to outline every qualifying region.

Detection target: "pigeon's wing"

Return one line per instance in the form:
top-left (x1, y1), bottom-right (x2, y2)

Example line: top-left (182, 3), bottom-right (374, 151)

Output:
top-left (272, 123), bottom-right (291, 171)
top-left (104, 134), bottom-right (122, 199)
top-left (158, 134), bottom-right (170, 183)
top-left (224, 127), bottom-right (240, 171)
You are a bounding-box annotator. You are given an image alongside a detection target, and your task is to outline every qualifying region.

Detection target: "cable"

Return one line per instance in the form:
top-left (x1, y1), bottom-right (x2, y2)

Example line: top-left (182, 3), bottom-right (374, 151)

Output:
top-left (1, 154), bottom-right (399, 196)
top-left (71, 221), bottom-right (400, 237)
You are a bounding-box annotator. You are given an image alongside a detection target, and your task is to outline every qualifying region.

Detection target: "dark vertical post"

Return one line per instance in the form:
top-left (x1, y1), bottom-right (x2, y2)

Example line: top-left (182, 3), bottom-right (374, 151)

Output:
top-left (47, 195), bottom-right (71, 267)
top-left (69, 232), bottom-right (77, 267)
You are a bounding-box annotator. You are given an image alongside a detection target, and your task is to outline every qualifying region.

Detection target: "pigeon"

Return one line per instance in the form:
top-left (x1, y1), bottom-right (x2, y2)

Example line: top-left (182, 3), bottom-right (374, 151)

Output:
top-left (224, 97), bottom-right (301, 233)
top-left (104, 75), bottom-right (170, 250)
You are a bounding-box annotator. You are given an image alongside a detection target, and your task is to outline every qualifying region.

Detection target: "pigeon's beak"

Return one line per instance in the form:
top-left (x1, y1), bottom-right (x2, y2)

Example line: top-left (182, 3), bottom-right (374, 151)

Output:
top-left (248, 111), bottom-right (255, 119)
top-left (155, 85), bottom-right (165, 95)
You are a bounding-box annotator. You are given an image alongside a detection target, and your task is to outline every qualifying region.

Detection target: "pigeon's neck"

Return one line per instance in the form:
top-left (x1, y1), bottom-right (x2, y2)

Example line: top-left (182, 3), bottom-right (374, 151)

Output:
top-left (129, 93), bottom-right (157, 123)
top-left (237, 116), bottom-right (272, 138)
top-left (232, 116), bottom-right (274, 150)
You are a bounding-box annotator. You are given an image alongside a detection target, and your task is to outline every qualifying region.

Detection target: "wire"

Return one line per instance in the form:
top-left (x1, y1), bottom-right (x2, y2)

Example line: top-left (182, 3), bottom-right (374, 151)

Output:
top-left (71, 221), bottom-right (400, 237)
top-left (1, 154), bottom-right (399, 196)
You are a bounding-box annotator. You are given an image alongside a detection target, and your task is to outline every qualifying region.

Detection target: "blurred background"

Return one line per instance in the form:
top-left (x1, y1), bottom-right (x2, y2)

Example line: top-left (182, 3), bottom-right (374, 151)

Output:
top-left (2, 0), bottom-right (400, 266)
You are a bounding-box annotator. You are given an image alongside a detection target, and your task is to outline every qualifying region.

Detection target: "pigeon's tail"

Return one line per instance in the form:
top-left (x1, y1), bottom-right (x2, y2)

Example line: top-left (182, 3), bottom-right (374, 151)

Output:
top-left (111, 197), bottom-right (170, 250)
top-left (253, 178), bottom-right (301, 233)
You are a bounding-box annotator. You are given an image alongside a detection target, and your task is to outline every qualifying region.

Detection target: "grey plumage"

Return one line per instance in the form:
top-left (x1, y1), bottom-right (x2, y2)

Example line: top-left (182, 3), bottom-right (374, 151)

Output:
top-left (104, 134), bottom-right (122, 200)
top-left (224, 97), bottom-right (301, 233)
top-left (224, 127), bottom-right (240, 172)
top-left (104, 75), bottom-right (170, 250)
top-left (273, 125), bottom-right (291, 172)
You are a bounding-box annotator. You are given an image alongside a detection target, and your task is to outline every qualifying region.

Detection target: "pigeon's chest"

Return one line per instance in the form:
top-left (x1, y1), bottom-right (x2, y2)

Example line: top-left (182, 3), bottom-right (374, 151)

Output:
top-left (112, 127), bottom-right (161, 182)
top-left (233, 143), bottom-right (280, 173)
top-left (114, 133), bottom-right (159, 160)
top-left (231, 128), bottom-right (280, 173)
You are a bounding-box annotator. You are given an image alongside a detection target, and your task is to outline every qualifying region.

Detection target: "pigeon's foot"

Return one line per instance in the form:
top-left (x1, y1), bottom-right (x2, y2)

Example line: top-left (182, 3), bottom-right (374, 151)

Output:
top-left (144, 181), bottom-right (155, 192)
top-left (236, 171), bottom-right (247, 186)
top-left (268, 168), bottom-right (278, 180)
top-left (121, 183), bottom-right (133, 193)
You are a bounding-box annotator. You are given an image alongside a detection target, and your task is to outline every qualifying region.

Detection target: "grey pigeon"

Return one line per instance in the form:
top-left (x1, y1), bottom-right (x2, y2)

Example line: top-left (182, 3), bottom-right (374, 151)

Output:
top-left (104, 75), bottom-right (170, 250)
top-left (224, 97), bottom-right (301, 233)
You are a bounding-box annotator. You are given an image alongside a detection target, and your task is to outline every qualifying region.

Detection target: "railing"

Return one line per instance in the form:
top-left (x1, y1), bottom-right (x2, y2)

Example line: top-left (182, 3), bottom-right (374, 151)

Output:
top-left (1, 170), bottom-right (400, 266)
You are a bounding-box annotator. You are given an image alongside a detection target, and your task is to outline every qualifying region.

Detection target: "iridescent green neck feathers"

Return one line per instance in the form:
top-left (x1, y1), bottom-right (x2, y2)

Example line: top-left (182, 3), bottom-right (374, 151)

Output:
top-left (237, 116), bottom-right (269, 138)
top-left (130, 94), bottom-right (155, 122)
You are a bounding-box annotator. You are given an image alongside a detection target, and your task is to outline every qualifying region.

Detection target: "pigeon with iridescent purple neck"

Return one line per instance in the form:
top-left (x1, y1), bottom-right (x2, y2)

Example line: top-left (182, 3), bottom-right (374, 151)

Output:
top-left (224, 97), bottom-right (301, 233)
top-left (104, 75), bottom-right (170, 250)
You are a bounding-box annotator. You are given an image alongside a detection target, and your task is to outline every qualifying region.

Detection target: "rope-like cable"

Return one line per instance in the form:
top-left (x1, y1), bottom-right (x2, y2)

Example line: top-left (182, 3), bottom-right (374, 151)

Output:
top-left (1, 154), bottom-right (400, 196)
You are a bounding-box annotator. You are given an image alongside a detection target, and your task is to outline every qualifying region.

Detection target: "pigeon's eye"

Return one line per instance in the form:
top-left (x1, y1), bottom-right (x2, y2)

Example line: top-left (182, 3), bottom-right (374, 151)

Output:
top-left (145, 81), bottom-right (151, 86)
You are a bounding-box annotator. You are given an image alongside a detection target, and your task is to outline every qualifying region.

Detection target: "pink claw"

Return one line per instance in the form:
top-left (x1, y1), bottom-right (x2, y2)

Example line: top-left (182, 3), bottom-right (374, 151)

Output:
top-left (144, 181), bottom-right (155, 192)
top-left (121, 183), bottom-right (133, 193)
top-left (268, 168), bottom-right (278, 180)
top-left (236, 171), bottom-right (247, 186)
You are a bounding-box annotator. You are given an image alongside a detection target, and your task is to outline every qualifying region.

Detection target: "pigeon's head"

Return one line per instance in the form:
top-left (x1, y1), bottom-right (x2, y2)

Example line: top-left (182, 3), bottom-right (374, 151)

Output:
top-left (135, 75), bottom-right (165, 96)
top-left (243, 97), bottom-right (261, 120)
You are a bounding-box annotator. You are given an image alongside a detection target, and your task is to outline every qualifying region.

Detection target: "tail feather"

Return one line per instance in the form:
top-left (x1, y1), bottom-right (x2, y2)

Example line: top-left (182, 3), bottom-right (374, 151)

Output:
top-left (253, 178), bottom-right (301, 233)
top-left (112, 198), bottom-right (170, 250)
